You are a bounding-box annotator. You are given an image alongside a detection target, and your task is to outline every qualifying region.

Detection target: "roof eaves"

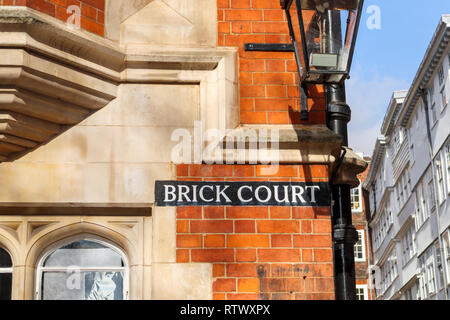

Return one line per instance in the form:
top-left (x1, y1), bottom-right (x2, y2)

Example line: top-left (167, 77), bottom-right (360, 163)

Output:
top-left (400, 15), bottom-right (450, 127)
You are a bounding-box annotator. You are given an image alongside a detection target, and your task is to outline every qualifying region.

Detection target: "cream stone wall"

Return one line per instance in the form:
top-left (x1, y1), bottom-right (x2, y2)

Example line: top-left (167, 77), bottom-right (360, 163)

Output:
top-left (0, 84), bottom-right (199, 204)
top-left (0, 5), bottom-right (231, 300)
top-left (106, 0), bottom-right (217, 46)
top-left (0, 81), bottom-right (214, 299)
top-left (0, 84), bottom-right (213, 300)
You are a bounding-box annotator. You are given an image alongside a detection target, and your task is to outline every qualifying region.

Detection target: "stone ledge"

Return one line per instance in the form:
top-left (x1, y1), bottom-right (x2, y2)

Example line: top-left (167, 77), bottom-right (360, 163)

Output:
top-left (0, 7), bottom-right (240, 163)
top-left (0, 7), bottom-right (123, 161)
top-left (330, 147), bottom-right (368, 188)
top-left (0, 6), bottom-right (124, 79)
top-left (202, 125), bottom-right (343, 165)
top-left (0, 7), bottom-right (356, 172)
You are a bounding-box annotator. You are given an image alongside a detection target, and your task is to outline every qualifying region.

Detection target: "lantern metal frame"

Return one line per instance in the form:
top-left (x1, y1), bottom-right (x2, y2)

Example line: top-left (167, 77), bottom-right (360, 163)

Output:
top-left (244, 0), bottom-right (364, 119)
top-left (280, 0), bottom-right (364, 83)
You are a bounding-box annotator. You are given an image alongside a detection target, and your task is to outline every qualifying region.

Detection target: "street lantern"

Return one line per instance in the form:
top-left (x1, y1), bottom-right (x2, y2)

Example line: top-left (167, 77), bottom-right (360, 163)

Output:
top-left (244, 0), bottom-right (364, 118)
top-left (281, 0), bottom-right (364, 83)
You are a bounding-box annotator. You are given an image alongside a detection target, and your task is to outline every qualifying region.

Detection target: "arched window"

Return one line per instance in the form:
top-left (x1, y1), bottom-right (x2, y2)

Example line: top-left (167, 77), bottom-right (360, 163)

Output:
top-left (36, 238), bottom-right (128, 300)
top-left (0, 247), bottom-right (12, 300)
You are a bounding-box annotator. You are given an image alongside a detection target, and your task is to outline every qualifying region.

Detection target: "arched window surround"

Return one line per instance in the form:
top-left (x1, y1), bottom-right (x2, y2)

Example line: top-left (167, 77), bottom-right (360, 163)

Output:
top-left (35, 234), bottom-right (130, 300)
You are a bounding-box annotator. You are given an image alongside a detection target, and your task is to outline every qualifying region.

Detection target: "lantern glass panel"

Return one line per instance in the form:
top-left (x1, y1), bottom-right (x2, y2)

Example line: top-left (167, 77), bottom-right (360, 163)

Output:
top-left (289, 0), bottom-right (361, 81)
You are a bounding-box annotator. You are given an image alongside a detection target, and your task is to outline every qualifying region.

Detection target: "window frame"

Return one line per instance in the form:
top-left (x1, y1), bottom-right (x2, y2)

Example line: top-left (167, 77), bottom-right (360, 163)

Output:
top-left (418, 247), bottom-right (438, 299)
top-left (354, 229), bottom-right (366, 262)
top-left (404, 284), bottom-right (418, 300)
top-left (402, 224), bottom-right (416, 266)
top-left (35, 235), bottom-right (130, 301)
top-left (436, 154), bottom-right (445, 204)
top-left (418, 257), bottom-right (427, 300)
top-left (0, 247), bottom-right (12, 272)
top-left (380, 249), bottom-right (398, 295)
top-left (434, 242), bottom-right (445, 290)
top-left (427, 169), bottom-right (436, 213)
top-left (356, 284), bottom-right (368, 300)
top-left (350, 182), bottom-right (363, 213)
top-left (426, 255), bottom-right (436, 295)
top-left (445, 144), bottom-right (450, 196)
top-left (443, 230), bottom-right (450, 286)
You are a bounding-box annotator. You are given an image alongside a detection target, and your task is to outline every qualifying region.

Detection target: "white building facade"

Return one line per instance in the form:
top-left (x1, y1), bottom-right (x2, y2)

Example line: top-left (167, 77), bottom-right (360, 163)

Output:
top-left (363, 15), bottom-right (450, 300)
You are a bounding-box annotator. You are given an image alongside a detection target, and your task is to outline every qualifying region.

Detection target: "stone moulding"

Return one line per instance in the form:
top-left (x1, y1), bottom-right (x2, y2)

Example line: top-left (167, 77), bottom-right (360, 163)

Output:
top-left (330, 147), bottom-right (368, 188)
top-left (202, 124), bottom-right (344, 165)
top-left (201, 124), bottom-right (369, 187)
top-left (0, 7), bottom-right (123, 161)
top-left (0, 7), bottom-right (238, 162)
top-left (123, 46), bottom-right (240, 137)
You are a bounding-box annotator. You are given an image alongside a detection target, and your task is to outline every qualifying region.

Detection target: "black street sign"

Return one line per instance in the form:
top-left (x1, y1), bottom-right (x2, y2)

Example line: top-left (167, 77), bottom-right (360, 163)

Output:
top-left (155, 181), bottom-right (330, 207)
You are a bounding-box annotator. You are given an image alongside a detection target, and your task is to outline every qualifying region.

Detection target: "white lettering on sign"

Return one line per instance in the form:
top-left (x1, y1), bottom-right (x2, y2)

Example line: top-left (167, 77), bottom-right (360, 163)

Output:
top-left (237, 185), bottom-right (253, 203)
top-left (164, 185), bottom-right (177, 202)
top-left (306, 186), bottom-right (320, 203)
top-left (216, 185), bottom-right (232, 203)
top-left (274, 185), bottom-right (290, 204)
top-left (199, 185), bottom-right (214, 203)
top-left (178, 185), bottom-right (191, 202)
top-left (255, 185), bottom-right (272, 203)
top-left (291, 185), bottom-right (306, 204)
top-left (192, 185), bottom-right (198, 203)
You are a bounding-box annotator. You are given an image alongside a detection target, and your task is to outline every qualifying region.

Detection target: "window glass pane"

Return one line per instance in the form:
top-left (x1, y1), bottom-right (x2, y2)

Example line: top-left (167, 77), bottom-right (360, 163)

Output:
top-left (44, 241), bottom-right (123, 268)
top-left (350, 186), bottom-right (361, 210)
top-left (438, 65), bottom-right (444, 85)
top-left (354, 230), bottom-right (364, 260)
top-left (42, 271), bottom-right (123, 300)
top-left (0, 248), bottom-right (12, 268)
top-left (0, 273), bottom-right (12, 301)
top-left (356, 287), bottom-right (364, 300)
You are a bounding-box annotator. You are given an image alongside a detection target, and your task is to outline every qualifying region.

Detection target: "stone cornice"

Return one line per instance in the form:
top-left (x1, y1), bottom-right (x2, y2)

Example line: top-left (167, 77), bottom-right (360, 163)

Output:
top-left (369, 187), bottom-right (393, 227)
top-left (0, 7), bottom-right (238, 162)
top-left (380, 91), bottom-right (408, 137)
top-left (0, 7), bottom-right (124, 81)
top-left (400, 15), bottom-right (450, 127)
top-left (203, 125), bottom-right (344, 165)
top-left (363, 135), bottom-right (387, 190)
top-left (0, 7), bottom-right (123, 161)
top-left (330, 147), bottom-right (368, 188)
top-left (0, 7), bottom-right (234, 83)
top-left (0, 6), bottom-right (368, 183)
top-left (122, 46), bottom-right (238, 83)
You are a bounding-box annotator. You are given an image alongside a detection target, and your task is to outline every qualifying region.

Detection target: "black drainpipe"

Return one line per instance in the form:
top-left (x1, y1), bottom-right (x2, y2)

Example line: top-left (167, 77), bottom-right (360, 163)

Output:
top-left (326, 82), bottom-right (359, 300)
top-left (325, 9), bottom-right (359, 301)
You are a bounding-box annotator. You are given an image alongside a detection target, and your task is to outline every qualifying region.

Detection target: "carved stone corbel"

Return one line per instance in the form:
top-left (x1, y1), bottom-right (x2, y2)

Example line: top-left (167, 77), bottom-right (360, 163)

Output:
top-left (201, 124), bottom-right (343, 165)
top-left (330, 147), bottom-right (368, 188)
top-left (0, 7), bottom-right (124, 162)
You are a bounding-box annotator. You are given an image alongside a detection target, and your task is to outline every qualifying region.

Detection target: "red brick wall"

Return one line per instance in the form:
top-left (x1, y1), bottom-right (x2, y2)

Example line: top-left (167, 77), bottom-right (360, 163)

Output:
top-left (176, 164), bottom-right (335, 300)
top-left (353, 161), bottom-right (373, 299)
top-left (0, 0), bottom-right (105, 36)
top-left (218, 0), bottom-right (326, 125)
